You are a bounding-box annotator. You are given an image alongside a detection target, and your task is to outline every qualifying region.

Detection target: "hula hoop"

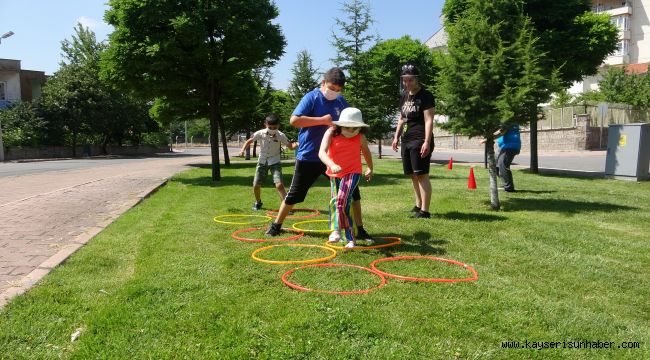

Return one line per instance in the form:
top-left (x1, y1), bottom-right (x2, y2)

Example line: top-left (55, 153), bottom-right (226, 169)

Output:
top-left (231, 227), bottom-right (304, 243)
top-left (266, 208), bottom-right (321, 219)
top-left (213, 214), bottom-right (272, 225)
top-left (251, 244), bottom-right (337, 265)
top-left (292, 219), bottom-right (331, 234)
top-left (325, 236), bottom-right (402, 251)
top-left (281, 263), bottom-right (387, 295)
top-left (370, 256), bottom-right (479, 283)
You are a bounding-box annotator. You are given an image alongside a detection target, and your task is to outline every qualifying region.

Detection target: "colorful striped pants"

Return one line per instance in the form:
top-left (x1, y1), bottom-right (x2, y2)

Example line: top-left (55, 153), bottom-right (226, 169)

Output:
top-left (328, 173), bottom-right (361, 241)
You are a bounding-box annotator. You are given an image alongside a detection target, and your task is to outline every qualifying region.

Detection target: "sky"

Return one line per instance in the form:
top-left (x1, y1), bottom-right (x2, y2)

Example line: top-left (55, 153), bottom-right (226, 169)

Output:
top-left (0, 1), bottom-right (443, 90)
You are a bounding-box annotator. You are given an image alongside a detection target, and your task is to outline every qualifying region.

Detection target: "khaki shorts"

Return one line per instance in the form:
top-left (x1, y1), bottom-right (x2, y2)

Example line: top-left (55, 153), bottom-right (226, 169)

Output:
top-left (254, 162), bottom-right (283, 185)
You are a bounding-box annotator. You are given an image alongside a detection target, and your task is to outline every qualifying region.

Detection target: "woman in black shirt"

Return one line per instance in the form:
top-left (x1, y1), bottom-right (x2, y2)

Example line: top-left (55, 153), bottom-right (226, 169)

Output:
top-left (391, 64), bottom-right (435, 218)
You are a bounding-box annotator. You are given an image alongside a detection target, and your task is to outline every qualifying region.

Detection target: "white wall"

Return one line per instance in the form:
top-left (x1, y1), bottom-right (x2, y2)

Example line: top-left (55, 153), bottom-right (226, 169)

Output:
top-left (0, 72), bottom-right (21, 101)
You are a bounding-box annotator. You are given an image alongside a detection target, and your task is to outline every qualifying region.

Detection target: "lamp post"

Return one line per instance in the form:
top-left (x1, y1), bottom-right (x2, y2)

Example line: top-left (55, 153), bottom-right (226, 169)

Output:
top-left (0, 31), bottom-right (14, 161)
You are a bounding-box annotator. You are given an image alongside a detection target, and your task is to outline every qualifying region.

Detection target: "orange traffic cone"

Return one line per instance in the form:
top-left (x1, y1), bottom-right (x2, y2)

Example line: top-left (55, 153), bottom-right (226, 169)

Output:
top-left (447, 157), bottom-right (453, 170)
top-left (468, 167), bottom-right (477, 190)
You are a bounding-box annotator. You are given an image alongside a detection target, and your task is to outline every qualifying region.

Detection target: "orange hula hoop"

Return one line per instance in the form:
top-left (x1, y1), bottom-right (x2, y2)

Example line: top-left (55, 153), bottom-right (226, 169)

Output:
top-left (281, 263), bottom-right (386, 295)
top-left (370, 256), bottom-right (478, 283)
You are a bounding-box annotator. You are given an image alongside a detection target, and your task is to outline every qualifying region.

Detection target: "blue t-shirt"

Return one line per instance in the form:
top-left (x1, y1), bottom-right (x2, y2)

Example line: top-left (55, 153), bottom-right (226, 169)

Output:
top-left (497, 124), bottom-right (521, 151)
top-left (292, 88), bottom-right (349, 162)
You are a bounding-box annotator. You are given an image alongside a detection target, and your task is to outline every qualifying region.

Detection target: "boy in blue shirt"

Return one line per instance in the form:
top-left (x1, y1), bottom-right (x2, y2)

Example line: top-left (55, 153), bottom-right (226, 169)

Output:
top-left (495, 124), bottom-right (521, 192)
top-left (265, 68), bottom-right (373, 241)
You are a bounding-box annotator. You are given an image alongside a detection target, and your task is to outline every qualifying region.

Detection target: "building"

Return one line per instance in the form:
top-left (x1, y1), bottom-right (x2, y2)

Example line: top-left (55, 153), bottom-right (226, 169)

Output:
top-left (0, 58), bottom-right (46, 108)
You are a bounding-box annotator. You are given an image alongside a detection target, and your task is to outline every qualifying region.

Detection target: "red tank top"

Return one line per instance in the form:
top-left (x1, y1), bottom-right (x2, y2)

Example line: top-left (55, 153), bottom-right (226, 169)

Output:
top-left (326, 133), bottom-right (362, 178)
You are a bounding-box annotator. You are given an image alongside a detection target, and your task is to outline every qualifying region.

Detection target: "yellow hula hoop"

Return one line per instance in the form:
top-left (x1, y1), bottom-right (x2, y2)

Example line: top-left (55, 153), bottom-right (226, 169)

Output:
top-left (213, 214), bottom-right (273, 225)
top-left (291, 219), bottom-right (331, 234)
top-left (251, 244), bottom-right (337, 265)
top-left (325, 237), bottom-right (402, 251)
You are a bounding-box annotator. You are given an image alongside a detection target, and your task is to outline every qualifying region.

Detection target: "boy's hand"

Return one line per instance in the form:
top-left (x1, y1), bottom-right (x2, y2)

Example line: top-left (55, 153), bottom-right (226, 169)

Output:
top-left (364, 168), bottom-right (373, 182)
top-left (238, 150), bottom-right (244, 157)
top-left (391, 138), bottom-right (399, 152)
top-left (330, 164), bottom-right (342, 174)
top-left (322, 114), bottom-right (333, 125)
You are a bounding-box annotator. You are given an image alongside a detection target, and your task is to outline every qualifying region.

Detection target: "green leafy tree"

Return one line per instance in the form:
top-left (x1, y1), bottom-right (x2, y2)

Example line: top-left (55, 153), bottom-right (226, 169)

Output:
top-left (437, 0), bottom-right (547, 210)
top-left (288, 50), bottom-right (319, 103)
top-left (331, 0), bottom-right (379, 111)
top-left (361, 36), bottom-right (438, 157)
top-left (102, 0), bottom-right (285, 181)
top-left (444, 0), bottom-right (618, 172)
top-left (600, 66), bottom-right (650, 108)
top-left (0, 101), bottom-right (48, 147)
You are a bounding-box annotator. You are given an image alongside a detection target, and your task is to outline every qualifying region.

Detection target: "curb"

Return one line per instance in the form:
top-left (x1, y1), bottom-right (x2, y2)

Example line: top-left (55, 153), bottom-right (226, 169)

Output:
top-left (0, 178), bottom-right (171, 309)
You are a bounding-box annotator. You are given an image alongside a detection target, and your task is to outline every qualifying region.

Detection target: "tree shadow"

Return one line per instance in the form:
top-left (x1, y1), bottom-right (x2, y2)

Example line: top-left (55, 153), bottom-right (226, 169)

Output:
top-left (438, 211), bottom-right (507, 222)
top-left (502, 198), bottom-right (636, 213)
top-left (511, 189), bottom-right (557, 194)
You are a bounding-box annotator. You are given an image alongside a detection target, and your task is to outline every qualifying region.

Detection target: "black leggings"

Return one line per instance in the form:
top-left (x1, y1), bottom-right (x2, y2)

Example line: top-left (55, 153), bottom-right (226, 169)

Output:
top-left (285, 160), bottom-right (360, 205)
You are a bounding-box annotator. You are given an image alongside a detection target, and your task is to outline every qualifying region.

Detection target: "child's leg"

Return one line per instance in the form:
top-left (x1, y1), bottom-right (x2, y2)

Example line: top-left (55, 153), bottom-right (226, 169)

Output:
top-left (335, 174), bottom-right (361, 242)
top-left (270, 163), bottom-right (286, 200)
top-left (329, 177), bottom-right (339, 231)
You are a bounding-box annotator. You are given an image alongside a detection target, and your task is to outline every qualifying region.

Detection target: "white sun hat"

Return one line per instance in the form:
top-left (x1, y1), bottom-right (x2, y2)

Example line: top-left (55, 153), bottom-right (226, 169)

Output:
top-left (334, 107), bottom-right (369, 127)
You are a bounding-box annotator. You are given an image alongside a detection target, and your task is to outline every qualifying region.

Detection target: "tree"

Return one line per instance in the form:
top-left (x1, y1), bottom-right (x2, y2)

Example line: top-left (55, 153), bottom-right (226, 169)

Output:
top-left (444, 0), bottom-right (618, 173)
top-left (102, 0), bottom-right (286, 181)
top-left (437, 0), bottom-right (547, 210)
top-left (361, 36), bottom-right (438, 157)
top-left (0, 101), bottom-right (48, 147)
top-left (288, 50), bottom-right (319, 103)
top-left (599, 66), bottom-right (650, 108)
top-left (331, 0), bottom-right (379, 107)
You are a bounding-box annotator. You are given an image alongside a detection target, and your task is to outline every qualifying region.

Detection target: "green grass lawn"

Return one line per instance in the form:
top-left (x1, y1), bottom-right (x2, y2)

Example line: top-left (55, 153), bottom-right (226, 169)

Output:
top-left (1, 159), bottom-right (649, 359)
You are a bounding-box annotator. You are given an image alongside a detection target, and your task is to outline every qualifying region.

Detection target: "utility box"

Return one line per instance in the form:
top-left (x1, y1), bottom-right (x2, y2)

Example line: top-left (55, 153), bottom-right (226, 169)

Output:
top-left (605, 123), bottom-right (650, 181)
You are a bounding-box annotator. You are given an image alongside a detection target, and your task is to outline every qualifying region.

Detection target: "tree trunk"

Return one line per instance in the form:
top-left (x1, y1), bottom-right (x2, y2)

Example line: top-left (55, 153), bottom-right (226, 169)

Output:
top-left (378, 138), bottom-right (382, 159)
top-left (253, 141), bottom-right (257, 158)
top-left (218, 116), bottom-right (230, 166)
top-left (245, 130), bottom-right (251, 160)
top-left (530, 117), bottom-right (538, 173)
top-left (72, 131), bottom-right (78, 158)
top-left (209, 82), bottom-right (221, 181)
top-left (486, 139), bottom-right (500, 211)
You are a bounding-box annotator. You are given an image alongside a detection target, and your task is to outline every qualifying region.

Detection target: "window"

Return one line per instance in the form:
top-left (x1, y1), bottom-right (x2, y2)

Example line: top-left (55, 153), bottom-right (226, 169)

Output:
top-left (0, 82), bottom-right (6, 100)
top-left (610, 15), bottom-right (629, 31)
top-left (614, 40), bottom-right (629, 56)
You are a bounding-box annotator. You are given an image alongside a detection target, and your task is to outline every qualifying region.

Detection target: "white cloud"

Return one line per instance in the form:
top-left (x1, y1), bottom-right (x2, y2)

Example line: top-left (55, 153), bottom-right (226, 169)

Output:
top-left (77, 16), bottom-right (103, 31)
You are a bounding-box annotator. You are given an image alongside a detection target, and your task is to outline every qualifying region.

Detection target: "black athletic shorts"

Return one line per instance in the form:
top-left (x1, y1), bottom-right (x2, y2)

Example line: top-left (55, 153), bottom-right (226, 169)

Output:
top-left (285, 160), bottom-right (360, 205)
top-left (401, 139), bottom-right (433, 175)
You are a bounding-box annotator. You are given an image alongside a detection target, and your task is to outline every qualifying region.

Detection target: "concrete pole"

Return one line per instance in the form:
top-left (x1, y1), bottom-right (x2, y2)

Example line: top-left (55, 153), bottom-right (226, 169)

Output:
top-left (184, 120), bottom-right (188, 148)
top-left (0, 120), bottom-right (5, 162)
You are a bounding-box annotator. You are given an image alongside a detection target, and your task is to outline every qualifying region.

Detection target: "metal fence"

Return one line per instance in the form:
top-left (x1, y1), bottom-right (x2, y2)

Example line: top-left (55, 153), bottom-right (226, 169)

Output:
top-left (539, 102), bottom-right (650, 130)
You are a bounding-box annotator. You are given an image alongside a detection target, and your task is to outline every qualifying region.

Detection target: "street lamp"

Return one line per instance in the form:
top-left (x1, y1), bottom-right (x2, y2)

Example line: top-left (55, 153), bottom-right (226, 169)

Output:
top-left (0, 31), bottom-right (14, 45)
top-left (0, 31), bottom-right (14, 161)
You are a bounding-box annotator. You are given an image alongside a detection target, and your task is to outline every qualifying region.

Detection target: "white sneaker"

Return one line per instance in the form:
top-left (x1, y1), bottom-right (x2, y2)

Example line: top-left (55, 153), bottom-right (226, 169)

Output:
top-left (328, 231), bottom-right (342, 243)
top-left (344, 241), bottom-right (355, 249)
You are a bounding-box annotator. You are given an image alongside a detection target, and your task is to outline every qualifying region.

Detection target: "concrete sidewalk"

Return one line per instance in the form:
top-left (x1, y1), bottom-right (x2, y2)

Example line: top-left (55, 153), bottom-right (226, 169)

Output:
top-left (0, 154), bottom-right (210, 308)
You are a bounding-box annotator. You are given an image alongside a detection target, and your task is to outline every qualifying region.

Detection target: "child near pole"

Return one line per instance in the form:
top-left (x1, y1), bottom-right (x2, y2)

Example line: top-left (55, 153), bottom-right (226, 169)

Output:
top-left (318, 107), bottom-right (373, 249)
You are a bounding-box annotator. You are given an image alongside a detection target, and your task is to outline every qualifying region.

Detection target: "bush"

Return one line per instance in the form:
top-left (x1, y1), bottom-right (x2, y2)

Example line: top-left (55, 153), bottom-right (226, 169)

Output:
top-left (0, 101), bottom-right (48, 147)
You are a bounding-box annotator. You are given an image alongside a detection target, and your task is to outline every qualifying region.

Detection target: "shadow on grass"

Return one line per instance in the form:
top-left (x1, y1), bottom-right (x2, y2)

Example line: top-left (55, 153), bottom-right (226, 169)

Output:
top-left (502, 198), bottom-right (636, 213)
top-left (376, 231), bottom-right (448, 257)
top-left (438, 211), bottom-right (507, 222)
top-left (511, 189), bottom-right (557, 194)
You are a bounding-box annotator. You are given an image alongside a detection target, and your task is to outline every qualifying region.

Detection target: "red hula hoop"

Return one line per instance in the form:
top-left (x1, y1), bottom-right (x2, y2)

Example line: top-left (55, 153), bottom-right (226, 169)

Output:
top-left (370, 256), bottom-right (479, 283)
top-left (266, 208), bottom-right (321, 219)
top-left (231, 227), bottom-right (304, 243)
top-left (281, 263), bottom-right (387, 295)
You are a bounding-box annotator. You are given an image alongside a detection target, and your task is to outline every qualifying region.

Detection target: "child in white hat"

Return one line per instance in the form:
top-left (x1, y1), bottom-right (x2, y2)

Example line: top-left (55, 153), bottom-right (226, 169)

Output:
top-left (318, 107), bottom-right (374, 249)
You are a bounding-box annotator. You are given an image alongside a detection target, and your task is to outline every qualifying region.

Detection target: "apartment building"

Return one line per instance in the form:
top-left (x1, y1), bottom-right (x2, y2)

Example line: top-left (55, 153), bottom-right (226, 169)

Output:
top-left (0, 58), bottom-right (46, 109)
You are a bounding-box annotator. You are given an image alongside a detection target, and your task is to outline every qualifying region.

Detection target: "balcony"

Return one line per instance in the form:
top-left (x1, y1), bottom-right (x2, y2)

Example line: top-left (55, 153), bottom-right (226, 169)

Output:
top-left (620, 30), bottom-right (631, 40)
top-left (604, 54), bottom-right (630, 65)
top-left (593, 3), bottom-right (633, 16)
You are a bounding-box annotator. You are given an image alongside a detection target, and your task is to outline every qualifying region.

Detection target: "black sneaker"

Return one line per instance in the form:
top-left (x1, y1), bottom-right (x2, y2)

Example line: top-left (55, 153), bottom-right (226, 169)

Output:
top-left (410, 206), bottom-right (421, 214)
top-left (265, 222), bottom-right (282, 236)
top-left (413, 211), bottom-right (431, 219)
top-left (356, 228), bottom-right (375, 245)
top-left (252, 201), bottom-right (263, 211)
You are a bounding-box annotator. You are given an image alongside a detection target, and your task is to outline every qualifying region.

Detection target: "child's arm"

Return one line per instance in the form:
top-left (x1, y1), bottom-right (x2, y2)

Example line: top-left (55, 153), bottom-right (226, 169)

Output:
top-left (238, 138), bottom-right (255, 157)
top-left (279, 132), bottom-right (298, 150)
top-left (361, 135), bottom-right (374, 182)
top-left (318, 129), bottom-right (341, 174)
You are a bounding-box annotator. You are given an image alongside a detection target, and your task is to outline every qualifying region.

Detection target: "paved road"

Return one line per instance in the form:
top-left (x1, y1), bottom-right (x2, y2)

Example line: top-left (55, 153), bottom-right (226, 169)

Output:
top-left (0, 152), bottom-right (210, 307)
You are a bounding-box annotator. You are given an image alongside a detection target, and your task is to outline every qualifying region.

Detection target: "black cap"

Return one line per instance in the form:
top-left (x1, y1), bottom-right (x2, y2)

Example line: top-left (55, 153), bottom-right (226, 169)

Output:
top-left (401, 64), bottom-right (419, 76)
